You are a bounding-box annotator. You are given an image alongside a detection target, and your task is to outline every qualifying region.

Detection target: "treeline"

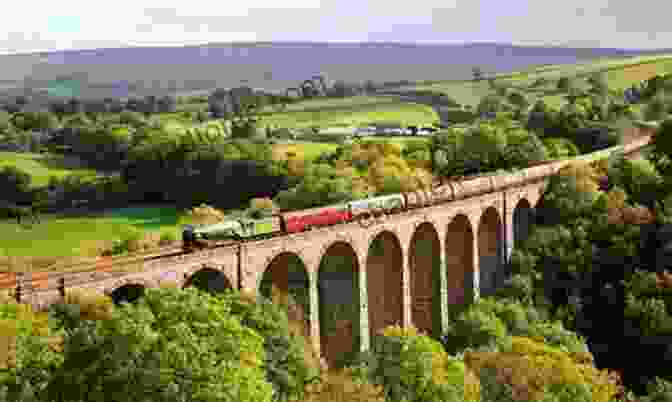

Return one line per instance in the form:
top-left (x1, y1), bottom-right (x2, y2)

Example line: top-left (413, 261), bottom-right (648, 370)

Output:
top-left (498, 118), bottom-right (672, 397)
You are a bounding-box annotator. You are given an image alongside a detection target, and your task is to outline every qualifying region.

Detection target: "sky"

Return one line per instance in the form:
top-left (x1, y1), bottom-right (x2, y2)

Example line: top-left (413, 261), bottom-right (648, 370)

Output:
top-left (2, 0), bottom-right (670, 55)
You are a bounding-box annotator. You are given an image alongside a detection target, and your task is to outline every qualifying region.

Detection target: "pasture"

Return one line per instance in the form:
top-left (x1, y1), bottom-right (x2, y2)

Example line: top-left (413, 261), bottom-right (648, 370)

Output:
top-left (0, 152), bottom-right (101, 187)
top-left (0, 205), bottom-right (182, 261)
top-left (257, 101), bottom-right (439, 129)
top-left (258, 95), bottom-right (402, 113)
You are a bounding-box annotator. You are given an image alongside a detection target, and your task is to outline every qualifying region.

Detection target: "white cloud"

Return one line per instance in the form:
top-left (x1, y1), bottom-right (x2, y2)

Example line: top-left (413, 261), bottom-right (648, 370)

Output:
top-left (1, 0), bottom-right (671, 54)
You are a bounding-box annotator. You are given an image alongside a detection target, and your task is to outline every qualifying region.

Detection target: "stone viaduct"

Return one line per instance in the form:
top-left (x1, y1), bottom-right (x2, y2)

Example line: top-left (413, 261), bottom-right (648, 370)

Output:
top-left (0, 131), bottom-right (653, 367)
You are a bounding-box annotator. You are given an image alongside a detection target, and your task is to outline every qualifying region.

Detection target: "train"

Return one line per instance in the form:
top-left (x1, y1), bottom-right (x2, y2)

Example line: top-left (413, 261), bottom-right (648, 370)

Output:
top-left (182, 162), bottom-right (562, 251)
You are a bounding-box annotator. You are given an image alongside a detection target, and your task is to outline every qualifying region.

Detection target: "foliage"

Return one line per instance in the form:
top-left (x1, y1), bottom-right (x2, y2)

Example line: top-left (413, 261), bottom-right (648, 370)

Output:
top-left (432, 123), bottom-right (509, 176)
top-left (442, 306), bottom-right (510, 355)
top-left (47, 287), bottom-right (273, 402)
top-left (359, 325), bottom-right (468, 402)
top-left (640, 377), bottom-right (672, 402)
top-left (0, 166), bottom-right (33, 205)
top-left (465, 336), bottom-right (620, 402)
top-left (301, 368), bottom-right (385, 402)
top-left (536, 162), bottom-right (601, 224)
top-left (220, 290), bottom-right (320, 402)
top-left (247, 197), bottom-right (278, 218)
top-left (477, 94), bottom-right (508, 115)
top-left (557, 77), bottom-right (572, 92)
top-left (543, 138), bottom-right (580, 158)
top-left (0, 302), bottom-right (63, 401)
top-left (645, 96), bottom-right (669, 121)
top-left (502, 129), bottom-right (548, 167)
top-left (179, 203), bottom-right (227, 226)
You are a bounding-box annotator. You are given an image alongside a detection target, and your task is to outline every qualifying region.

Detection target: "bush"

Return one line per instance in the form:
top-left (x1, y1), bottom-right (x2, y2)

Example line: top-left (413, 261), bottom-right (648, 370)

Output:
top-left (442, 307), bottom-right (509, 355)
top-left (362, 325), bottom-right (468, 402)
top-left (45, 287), bottom-right (274, 402)
top-left (100, 227), bottom-right (146, 256)
top-left (465, 336), bottom-right (620, 402)
top-left (543, 137), bottom-right (580, 158)
top-left (503, 130), bottom-right (548, 167)
top-left (301, 368), bottom-right (385, 402)
top-left (221, 290), bottom-right (320, 402)
top-left (247, 197), bottom-right (278, 218)
top-left (444, 108), bottom-right (477, 124)
top-left (179, 203), bottom-right (227, 226)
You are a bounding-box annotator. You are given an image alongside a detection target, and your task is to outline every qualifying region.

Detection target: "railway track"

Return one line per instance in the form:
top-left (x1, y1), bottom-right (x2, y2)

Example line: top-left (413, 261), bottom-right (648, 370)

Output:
top-left (0, 128), bottom-right (654, 286)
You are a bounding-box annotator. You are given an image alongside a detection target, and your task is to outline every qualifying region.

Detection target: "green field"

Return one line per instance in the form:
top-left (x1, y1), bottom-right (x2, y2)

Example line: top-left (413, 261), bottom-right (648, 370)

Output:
top-left (0, 206), bottom-right (182, 259)
top-left (259, 95), bottom-right (402, 113)
top-left (396, 80), bottom-right (492, 107)
top-left (257, 101), bottom-right (439, 129)
top-left (0, 152), bottom-right (101, 187)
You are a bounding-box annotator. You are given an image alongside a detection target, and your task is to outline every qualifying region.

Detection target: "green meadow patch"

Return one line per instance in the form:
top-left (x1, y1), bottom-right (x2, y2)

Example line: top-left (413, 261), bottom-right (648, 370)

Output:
top-left (258, 101), bottom-right (438, 129)
top-left (0, 205), bottom-right (182, 259)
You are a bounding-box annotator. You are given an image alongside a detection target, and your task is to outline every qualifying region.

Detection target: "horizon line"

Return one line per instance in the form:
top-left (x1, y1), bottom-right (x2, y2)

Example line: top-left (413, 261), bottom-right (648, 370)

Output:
top-left (2, 40), bottom-right (671, 57)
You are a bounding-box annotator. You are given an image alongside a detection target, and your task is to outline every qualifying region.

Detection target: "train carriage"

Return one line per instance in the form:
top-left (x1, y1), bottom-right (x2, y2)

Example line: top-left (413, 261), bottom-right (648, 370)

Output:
top-left (282, 203), bottom-right (352, 234)
top-left (404, 189), bottom-right (433, 209)
top-left (182, 216), bottom-right (283, 250)
top-left (240, 216), bottom-right (283, 239)
top-left (430, 183), bottom-right (455, 205)
top-left (451, 175), bottom-right (496, 199)
top-left (348, 194), bottom-right (405, 219)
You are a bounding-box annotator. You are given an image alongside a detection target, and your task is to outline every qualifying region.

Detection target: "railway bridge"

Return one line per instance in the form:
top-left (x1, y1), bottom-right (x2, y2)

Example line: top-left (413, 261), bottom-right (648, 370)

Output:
top-left (0, 131), bottom-right (653, 367)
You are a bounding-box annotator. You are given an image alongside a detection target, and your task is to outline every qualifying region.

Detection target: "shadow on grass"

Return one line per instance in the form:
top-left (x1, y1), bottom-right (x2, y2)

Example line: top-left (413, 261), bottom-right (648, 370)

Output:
top-left (36, 154), bottom-right (111, 176)
top-left (103, 206), bottom-right (183, 231)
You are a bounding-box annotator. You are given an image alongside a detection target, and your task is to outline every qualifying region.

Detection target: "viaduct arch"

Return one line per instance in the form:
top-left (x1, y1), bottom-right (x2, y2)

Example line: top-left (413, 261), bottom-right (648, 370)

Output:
top-left (3, 115), bottom-right (653, 371)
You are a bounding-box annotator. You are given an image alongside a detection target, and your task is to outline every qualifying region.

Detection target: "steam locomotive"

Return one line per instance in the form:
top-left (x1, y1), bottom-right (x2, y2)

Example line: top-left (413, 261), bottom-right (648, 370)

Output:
top-left (181, 161), bottom-right (561, 251)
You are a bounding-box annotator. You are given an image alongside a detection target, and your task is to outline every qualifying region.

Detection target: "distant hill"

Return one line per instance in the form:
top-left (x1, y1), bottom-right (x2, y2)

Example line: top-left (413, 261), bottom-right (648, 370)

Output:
top-left (1, 42), bottom-right (670, 100)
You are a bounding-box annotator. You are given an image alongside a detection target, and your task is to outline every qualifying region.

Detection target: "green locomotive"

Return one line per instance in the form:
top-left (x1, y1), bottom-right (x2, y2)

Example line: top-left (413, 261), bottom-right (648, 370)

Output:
top-left (182, 216), bottom-right (282, 250)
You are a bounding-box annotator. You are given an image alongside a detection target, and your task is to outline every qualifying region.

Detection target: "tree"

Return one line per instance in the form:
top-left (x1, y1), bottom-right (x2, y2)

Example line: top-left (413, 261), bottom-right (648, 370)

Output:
top-left (0, 110), bottom-right (12, 133)
top-left (330, 80), bottom-right (348, 98)
top-left (66, 98), bottom-right (84, 114)
top-left (156, 96), bottom-right (176, 113)
top-left (0, 166), bottom-right (33, 205)
top-left (644, 96), bottom-right (668, 122)
top-left (472, 67), bottom-right (484, 82)
top-left (477, 94), bottom-right (506, 115)
top-left (557, 77), bottom-right (572, 92)
top-left (588, 73), bottom-right (609, 97)
top-left (507, 90), bottom-right (529, 111)
top-left (43, 287), bottom-right (275, 402)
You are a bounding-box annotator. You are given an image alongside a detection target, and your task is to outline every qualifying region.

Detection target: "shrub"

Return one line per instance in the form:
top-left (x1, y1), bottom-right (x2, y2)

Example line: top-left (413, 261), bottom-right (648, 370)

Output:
top-left (442, 307), bottom-right (509, 354)
top-left (444, 108), bottom-right (477, 124)
top-left (46, 287), bottom-right (274, 402)
top-left (301, 368), bottom-right (385, 402)
top-left (179, 203), bottom-right (226, 226)
top-left (363, 325), bottom-right (467, 402)
top-left (504, 130), bottom-right (548, 167)
top-left (465, 336), bottom-right (620, 402)
top-left (248, 197), bottom-right (278, 218)
top-left (61, 288), bottom-right (114, 321)
top-left (543, 138), bottom-right (580, 158)
top-left (495, 273), bottom-right (536, 305)
top-left (220, 290), bottom-right (320, 402)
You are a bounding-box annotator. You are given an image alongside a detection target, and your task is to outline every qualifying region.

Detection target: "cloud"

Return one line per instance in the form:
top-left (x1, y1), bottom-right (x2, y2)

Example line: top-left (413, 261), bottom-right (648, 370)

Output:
top-left (1, 0), bottom-right (671, 54)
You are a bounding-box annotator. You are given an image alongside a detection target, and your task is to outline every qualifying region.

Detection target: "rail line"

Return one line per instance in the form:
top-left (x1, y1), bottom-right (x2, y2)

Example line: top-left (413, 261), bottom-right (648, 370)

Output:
top-left (0, 126), bottom-right (655, 288)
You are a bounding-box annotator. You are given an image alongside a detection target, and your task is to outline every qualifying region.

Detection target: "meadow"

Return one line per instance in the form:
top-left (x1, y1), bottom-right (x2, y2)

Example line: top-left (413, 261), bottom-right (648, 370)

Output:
top-left (0, 205), bottom-right (182, 260)
top-left (256, 101), bottom-right (439, 129)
